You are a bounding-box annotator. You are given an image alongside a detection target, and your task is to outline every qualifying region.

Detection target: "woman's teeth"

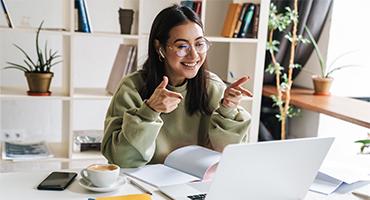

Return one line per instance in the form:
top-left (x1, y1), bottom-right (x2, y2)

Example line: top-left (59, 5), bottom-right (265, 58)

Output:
top-left (182, 62), bottom-right (197, 67)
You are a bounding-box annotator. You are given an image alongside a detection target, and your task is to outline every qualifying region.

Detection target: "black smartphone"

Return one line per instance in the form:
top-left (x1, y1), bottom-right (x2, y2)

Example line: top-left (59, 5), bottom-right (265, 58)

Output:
top-left (37, 171), bottom-right (77, 191)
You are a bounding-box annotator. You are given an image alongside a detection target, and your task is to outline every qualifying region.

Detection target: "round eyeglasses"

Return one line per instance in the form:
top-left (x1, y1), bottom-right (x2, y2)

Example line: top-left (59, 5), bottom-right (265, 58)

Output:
top-left (167, 38), bottom-right (211, 57)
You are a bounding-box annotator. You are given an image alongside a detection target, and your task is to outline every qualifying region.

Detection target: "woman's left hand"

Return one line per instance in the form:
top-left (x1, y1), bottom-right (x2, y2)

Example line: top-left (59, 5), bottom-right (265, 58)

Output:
top-left (222, 76), bottom-right (253, 109)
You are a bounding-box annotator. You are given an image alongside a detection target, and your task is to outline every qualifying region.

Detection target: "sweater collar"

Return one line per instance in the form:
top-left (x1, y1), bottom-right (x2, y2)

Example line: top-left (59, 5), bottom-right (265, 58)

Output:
top-left (167, 80), bottom-right (188, 93)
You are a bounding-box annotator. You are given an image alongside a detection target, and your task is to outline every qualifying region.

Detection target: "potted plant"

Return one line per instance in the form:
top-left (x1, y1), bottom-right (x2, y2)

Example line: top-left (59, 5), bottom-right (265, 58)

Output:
top-left (3, 21), bottom-right (62, 96)
top-left (304, 26), bottom-right (360, 95)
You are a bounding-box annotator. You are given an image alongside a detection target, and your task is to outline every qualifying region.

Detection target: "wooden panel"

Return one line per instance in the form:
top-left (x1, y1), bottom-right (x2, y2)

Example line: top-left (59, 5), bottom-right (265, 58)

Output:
top-left (263, 85), bottom-right (370, 129)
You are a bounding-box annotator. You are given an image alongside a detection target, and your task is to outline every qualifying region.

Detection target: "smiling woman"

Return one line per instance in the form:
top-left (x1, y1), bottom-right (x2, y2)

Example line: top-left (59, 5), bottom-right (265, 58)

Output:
top-left (102, 4), bottom-right (253, 168)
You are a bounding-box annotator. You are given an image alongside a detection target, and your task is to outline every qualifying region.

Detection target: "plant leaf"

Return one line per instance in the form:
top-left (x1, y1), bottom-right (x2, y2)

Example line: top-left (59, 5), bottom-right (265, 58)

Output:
top-left (3, 65), bottom-right (30, 72)
top-left (36, 21), bottom-right (44, 71)
top-left (304, 26), bottom-right (326, 77)
top-left (13, 44), bottom-right (37, 67)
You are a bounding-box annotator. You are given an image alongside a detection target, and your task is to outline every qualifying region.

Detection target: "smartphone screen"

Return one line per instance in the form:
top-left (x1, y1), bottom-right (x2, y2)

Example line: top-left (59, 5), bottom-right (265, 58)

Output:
top-left (37, 172), bottom-right (77, 190)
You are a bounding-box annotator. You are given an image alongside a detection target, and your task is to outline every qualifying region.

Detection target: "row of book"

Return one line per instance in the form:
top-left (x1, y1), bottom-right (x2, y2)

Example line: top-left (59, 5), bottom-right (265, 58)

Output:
top-left (180, 0), bottom-right (202, 17)
top-left (105, 44), bottom-right (137, 95)
top-left (221, 3), bottom-right (260, 38)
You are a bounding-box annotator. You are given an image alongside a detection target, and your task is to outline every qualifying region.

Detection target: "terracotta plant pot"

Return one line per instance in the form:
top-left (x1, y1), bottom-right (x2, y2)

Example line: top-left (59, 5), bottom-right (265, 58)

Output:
top-left (25, 72), bottom-right (53, 96)
top-left (312, 75), bottom-right (333, 96)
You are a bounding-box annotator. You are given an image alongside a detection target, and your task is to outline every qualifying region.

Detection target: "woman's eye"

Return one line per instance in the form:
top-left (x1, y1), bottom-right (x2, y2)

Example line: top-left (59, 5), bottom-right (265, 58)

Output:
top-left (177, 44), bottom-right (190, 49)
top-left (196, 42), bottom-right (205, 47)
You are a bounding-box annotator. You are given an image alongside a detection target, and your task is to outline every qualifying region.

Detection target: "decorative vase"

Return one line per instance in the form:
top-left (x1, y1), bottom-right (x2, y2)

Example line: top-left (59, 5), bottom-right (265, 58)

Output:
top-left (312, 75), bottom-right (333, 96)
top-left (25, 72), bottom-right (53, 96)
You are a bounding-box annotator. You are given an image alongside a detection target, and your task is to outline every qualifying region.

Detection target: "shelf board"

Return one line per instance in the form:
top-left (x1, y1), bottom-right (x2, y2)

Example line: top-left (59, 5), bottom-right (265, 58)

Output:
top-left (0, 27), bottom-right (140, 39)
top-left (70, 151), bottom-right (106, 160)
top-left (0, 86), bottom-right (69, 100)
top-left (206, 36), bottom-right (258, 43)
top-left (71, 31), bottom-right (140, 39)
top-left (73, 88), bottom-right (112, 100)
top-left (263, 85), bottom-right (370, 129)
top-left (0, 26), bottom-right (70, 35)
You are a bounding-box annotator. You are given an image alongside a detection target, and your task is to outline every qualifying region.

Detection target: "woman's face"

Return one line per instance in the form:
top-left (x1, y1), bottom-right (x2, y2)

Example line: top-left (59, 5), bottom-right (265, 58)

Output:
top-left (162, 21), bottom-right (208, 86)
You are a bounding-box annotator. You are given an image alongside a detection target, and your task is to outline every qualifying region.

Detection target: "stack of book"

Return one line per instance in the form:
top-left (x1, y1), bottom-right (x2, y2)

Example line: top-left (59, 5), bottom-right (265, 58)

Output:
top-left (2, 141), bottom-right (53, 161)
top-left (106, 44), bottom-right (137, 95)
top-left (221, 3), bottom-right (260, 38)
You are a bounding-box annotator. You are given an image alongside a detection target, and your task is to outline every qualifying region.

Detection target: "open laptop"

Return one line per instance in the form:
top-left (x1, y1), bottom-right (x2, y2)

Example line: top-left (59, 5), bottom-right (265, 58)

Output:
top-left (159, 137), bottom-right (334, 200)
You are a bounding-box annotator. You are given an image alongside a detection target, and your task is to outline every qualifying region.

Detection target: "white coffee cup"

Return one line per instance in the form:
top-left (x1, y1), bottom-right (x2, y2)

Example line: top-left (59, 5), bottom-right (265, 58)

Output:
top-left (80, 164), bottom-right (120, 187)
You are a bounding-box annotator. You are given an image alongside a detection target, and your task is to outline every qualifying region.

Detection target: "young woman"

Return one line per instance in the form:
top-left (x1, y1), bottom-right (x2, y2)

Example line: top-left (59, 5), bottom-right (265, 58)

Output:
top-left (102, 5), bottom-right (253, 167)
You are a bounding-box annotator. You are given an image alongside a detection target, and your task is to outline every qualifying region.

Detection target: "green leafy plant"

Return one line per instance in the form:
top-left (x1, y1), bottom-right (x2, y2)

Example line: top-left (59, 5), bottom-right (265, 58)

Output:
top-left (265, 1), bottom-right (309, 139)
top-left (4, 21), bottom-right (62, 73)
top-left (355, 134), bottom-right (370, 153)
top-left (304, 26), bottom-right (360, 78)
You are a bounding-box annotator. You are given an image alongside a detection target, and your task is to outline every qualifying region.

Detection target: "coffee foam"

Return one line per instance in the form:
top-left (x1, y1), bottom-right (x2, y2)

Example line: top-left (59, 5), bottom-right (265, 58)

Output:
top-left (88, 164), bottom-right (118, 171)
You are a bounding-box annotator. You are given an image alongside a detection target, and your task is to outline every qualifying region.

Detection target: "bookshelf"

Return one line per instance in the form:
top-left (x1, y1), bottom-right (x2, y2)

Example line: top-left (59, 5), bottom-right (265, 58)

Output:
top-left (0, 0), bottom-right (270, 170)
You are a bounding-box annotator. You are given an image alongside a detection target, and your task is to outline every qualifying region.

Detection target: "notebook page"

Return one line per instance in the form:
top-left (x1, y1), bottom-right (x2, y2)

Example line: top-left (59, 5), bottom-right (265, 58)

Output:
top-left (164, 145), bottom-right (221, 179)
top-left (121, 164), bottom-right (199, 187)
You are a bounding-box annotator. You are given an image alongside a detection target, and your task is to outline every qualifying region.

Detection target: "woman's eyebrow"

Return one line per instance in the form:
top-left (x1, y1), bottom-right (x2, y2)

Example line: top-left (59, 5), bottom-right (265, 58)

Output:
top-left (173, 36), bottom-right (205, 43)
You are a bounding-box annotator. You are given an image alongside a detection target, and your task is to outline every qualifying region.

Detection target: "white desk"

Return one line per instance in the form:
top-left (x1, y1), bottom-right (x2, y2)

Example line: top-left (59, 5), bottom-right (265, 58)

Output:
top-left (0, 170), bottom-right (367, 200)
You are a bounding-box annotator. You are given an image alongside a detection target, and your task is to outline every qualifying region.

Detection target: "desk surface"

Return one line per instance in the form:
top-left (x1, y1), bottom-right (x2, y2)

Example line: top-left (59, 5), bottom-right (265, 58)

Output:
top-left (0, 170), bottom-right (365, 200)
top-left (262, 85), bottom-right (370, 128)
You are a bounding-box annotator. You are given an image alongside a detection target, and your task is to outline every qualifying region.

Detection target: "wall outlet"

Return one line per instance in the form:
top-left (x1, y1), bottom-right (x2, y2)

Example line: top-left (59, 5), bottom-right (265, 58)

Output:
top-left (0, 129), bottom-right (26, 141)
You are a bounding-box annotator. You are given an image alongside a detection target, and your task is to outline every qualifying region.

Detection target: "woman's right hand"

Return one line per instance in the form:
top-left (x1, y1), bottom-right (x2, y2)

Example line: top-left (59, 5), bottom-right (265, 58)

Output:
top-left (146, 76), bottom-right (183, 113)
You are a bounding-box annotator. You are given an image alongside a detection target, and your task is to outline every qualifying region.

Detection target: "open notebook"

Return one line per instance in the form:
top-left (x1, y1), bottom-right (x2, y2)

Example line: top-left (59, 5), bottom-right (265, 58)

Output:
top-left (121, 145), bottom-right (220, 187)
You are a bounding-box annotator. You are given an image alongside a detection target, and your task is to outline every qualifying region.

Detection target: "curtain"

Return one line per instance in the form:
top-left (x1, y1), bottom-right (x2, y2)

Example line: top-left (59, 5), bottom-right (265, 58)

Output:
top-left (259, 0), bottom-right (333, 140)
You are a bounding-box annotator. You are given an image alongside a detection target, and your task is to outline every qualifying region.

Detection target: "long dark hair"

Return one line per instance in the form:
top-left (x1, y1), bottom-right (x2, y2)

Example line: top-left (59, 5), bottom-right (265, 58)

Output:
top-left (141, 4), bottom-right (212, 115)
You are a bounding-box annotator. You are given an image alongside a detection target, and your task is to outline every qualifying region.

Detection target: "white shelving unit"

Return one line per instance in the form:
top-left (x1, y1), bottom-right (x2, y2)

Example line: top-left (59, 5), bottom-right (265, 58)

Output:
top-left (0, 0), bottom-right (269, 170)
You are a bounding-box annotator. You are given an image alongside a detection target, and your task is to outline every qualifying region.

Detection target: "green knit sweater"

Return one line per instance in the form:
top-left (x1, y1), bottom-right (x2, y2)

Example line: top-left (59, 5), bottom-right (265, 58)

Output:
top-left (102, 70), bottom-right (251, 167)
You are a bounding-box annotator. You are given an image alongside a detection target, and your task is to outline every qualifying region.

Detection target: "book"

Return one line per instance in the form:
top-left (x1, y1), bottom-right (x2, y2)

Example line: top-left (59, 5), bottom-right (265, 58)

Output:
top-left (194, 1), bottom-right (202, 17)
top-left (238, 3), bottom-right (255, 38)
top-left (121, 145), bottom-right (221, 188)
top-left (221, 3), bottom-right (242, 38)
top-left (105, 44), bottom-right (134, 95)
top-left (83, 0), bottom-right (92, 32)
top-left (180, 1), bottom-right (194, 11)
top-left (124, 45), bottom-right (137, 75)
top-left (233, 3), bottom-right (249, 38)
top-left (75, 0), bottom-right (91, 32)
top-left (250, 4), bottom-right (260, 38)
top-left (2, 141), bottom-right (53, 161)
top-left (1, 0), bottom-right (14, 28)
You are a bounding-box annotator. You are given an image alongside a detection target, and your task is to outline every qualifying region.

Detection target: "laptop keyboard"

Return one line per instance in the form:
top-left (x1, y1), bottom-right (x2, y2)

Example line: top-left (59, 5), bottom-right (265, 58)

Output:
top-left (187, 194), bottom-right (206, 200)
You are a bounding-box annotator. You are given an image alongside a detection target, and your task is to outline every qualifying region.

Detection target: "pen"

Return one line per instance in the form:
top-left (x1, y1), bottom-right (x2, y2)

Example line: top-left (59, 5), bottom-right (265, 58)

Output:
top-left (128, 178), bottom-right (153, 195)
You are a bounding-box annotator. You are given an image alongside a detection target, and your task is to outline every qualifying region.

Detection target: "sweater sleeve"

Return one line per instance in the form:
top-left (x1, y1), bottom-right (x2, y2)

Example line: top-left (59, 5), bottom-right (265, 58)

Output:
top-left (207, 74), bottom-right (251, 152)
top-left (102, 74), bottom-right (163, 168)
top-left (209, 104), bottom-right (251, 152)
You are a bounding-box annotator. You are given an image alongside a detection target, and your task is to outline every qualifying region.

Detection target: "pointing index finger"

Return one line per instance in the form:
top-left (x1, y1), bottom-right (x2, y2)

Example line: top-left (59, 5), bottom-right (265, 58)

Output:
top-left (229, 76), bottom-right (250, 88)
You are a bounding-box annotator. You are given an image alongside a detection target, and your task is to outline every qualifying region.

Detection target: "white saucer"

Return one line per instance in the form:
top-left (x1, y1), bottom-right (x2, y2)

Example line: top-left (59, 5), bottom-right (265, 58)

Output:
top-left (79, 176), bottom-right (126, 192)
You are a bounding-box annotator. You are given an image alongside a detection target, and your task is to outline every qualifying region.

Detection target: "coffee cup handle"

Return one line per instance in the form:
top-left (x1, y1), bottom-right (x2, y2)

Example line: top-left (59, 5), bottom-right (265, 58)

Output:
top-left (80, 169), bottom-right (90, 182)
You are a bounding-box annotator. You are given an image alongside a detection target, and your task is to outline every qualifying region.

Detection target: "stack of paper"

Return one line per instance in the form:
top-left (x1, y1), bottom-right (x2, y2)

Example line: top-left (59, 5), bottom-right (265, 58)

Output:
top-left (310, 160), bottom-right (370, 194)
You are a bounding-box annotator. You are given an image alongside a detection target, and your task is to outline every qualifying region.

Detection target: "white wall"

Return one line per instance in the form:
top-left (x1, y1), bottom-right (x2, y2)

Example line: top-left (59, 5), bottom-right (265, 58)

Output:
top-left (292, 0), bottom-right (370, 152)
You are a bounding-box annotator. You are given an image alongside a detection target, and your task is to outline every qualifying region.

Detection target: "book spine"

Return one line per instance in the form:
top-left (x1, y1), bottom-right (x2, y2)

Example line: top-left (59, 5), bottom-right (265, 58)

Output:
top-left (221, 3), bottom-right (242, 38)
top-left (238, 4), bottom-right (255, 38)
top-left (194, 1), bottom-right (202, 17)
top-left (75, 0), bottom-right (90, 33)
top-left (82, 0), bottom-right (92, 32)
top-left (1, 0), bottom-right (14, 28)
top-left (233, 3), bottom-right (248, 38)
top-left (251, 4), bottom-right (260, 38)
